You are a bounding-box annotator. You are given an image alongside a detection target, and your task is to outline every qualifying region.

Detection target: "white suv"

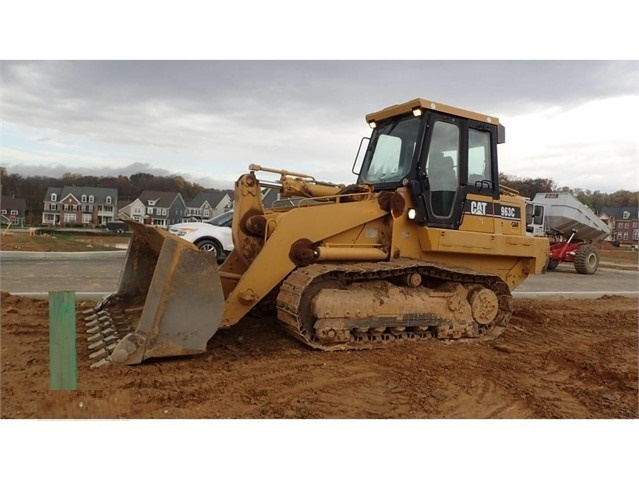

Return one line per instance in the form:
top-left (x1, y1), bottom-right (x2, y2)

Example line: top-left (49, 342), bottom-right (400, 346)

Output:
top-left (169, 211), bottom-right (233, 261)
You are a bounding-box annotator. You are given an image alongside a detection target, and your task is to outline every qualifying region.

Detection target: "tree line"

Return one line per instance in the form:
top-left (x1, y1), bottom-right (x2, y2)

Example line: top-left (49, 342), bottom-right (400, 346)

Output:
top-left (1, 167), bottom-right (636, 225)
top-left (498, 173), bottom-right (638, 212)
top-left (0, 168), bottom-right (232, 225)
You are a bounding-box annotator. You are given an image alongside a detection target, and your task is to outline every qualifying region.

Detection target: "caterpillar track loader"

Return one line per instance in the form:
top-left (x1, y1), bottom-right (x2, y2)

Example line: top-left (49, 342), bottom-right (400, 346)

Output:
top-left (83, 98), bottom-right (549, 367)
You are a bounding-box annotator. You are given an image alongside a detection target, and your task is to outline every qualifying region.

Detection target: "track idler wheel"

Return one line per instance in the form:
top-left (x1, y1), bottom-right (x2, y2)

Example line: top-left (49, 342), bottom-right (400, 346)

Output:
top-left (467, 287), bottom-right (499, 325)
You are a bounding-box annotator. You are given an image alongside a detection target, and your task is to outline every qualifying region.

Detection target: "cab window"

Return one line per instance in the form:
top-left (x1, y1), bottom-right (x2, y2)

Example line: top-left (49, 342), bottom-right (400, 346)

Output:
top-left (467, 129), bottom-right (492, 186)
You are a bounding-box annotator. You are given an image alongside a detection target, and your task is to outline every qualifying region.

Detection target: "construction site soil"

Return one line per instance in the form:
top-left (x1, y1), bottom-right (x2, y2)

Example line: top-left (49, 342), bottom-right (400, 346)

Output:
top-left (1, 291), bottom-right (637, 419)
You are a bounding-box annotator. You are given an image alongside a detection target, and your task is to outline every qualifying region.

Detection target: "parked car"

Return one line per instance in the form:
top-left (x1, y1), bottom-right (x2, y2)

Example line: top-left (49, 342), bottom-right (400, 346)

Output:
top-left (169, 211), bottom-right (233, 261)
top-left (106, 221), bottom-right (129, 234)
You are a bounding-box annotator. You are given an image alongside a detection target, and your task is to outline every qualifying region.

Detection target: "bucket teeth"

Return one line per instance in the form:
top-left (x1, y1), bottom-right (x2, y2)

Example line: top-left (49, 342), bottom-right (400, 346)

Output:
top-left (89, 339), bottom-right (105, 350)
top-left (103, 334), bottom-right (120, 344)
top-left (89, 348), bottom-right (109, 360)
top-left (87, 330), bottom-right (119, 342)
top-left (87, 325), bottom-right (102, 335)
top-left (88, 332), bottom-right (103, 342)
top-left (90, 358), bottom-right (111, 369)
top-left (83, 303), bottom-right (143, 363)
top-left (86, 318), bottom-right (112, 328)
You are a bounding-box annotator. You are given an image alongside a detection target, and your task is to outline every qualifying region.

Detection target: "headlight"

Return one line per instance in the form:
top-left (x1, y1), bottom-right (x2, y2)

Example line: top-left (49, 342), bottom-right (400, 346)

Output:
top-left (174, 228), bottom-right (198, 236)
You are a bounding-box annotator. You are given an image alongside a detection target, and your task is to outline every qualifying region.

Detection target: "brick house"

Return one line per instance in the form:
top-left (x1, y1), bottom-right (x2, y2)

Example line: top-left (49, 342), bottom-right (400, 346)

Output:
top-left (1, 196), bottom-right (27, 227)
top-left (600, 207), bottom-right (639, 246)
top-left (138, 190), bottom-right (187, 228)
top-left (186, 191), bottom-right (232, 220)
top-left (42, 186), bottom-right (118, 226)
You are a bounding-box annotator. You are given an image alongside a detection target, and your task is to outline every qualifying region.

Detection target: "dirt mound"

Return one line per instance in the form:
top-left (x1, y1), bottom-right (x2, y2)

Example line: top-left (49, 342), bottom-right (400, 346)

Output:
top-left (597, 240), bottom-right (617, 250)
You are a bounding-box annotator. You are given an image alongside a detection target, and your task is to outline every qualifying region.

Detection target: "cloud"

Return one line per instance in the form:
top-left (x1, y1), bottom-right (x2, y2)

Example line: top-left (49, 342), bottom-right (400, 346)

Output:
top-left (1, 61), bottom-right (637, 193)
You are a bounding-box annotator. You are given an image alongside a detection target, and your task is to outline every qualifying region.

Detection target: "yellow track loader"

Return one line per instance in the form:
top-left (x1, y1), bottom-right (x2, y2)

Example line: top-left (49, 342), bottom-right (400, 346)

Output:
top-left (84, 98), bottom-right (549, 367)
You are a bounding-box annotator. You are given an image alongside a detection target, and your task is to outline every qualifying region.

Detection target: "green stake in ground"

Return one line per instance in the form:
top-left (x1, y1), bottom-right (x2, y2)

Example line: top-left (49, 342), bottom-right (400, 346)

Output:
top-left (49, 291), bottom-right (77, 390)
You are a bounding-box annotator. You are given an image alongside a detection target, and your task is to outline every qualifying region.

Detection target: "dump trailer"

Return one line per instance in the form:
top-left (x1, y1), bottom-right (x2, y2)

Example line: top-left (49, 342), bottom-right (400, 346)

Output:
top-left (526, 192), bottom-right (611, 274)
top-left (83, 98), bottom-right (550, 367)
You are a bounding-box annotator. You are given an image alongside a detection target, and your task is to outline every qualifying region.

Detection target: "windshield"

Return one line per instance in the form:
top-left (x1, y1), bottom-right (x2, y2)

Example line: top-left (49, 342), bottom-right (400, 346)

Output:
top-left (206, 210), bottom-right (233, 227)
top-left (358, 116), bottom-right (421, 186)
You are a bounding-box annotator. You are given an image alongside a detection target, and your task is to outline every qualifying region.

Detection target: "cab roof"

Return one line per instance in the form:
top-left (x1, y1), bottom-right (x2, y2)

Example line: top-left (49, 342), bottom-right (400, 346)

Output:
top-left (365, 98), bottom-right (501, 126)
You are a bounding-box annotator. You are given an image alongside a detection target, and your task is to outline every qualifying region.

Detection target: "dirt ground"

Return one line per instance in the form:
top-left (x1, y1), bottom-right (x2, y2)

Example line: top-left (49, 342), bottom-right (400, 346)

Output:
top-left (1, 291), bottom-right (637, 419)
top-left (0, 230), bottom-right (127, 252)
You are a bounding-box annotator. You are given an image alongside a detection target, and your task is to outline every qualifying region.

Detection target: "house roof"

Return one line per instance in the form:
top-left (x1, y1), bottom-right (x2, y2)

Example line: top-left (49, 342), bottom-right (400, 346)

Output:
top-left (138, 190), bottom-right (184, 208)
top-left (187, 190), bottom-right (228, 208)
top-left (1, 196), bottom-right (27, 212)
top-left (601, 207), bottom-right (639, 220)
top-left (45, 186), bottom-right (118, 203)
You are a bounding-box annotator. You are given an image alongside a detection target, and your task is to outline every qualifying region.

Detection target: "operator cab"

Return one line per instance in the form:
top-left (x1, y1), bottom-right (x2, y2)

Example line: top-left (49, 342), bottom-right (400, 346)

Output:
top-left (357, 98), bottom-right (505, 229)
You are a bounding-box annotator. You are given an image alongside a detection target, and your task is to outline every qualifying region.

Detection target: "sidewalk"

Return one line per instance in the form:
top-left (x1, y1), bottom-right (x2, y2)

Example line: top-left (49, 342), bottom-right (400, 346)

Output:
top-left (0, 250), bottom-right (127, 261)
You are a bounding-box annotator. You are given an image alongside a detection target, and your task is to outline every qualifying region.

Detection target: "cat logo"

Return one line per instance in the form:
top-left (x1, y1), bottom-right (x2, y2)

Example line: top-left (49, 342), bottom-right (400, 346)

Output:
top-left (470, 201), bottom-right (488, 216)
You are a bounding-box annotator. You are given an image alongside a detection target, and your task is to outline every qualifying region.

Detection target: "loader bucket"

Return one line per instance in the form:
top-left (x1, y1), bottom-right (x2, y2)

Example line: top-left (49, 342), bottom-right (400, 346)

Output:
top-left (83, 220), bottom-right (224, 366)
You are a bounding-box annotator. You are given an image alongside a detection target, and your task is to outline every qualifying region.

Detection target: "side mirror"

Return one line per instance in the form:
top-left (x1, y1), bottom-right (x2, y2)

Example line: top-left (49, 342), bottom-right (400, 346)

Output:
top-left (352, 137), bottom-right (370, 175)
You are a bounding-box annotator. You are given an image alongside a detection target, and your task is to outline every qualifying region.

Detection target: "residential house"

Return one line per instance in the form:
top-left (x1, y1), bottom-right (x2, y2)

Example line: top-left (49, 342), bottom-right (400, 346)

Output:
top-left (118, 198), bottom-right (146, 223)
top-left (186, 191), bottom-right (232, 220)
top-left (138, 190), bottom-right (187, 228)
top-left (1, 196), bottom-right (27, 227)
top-left (600, 207), bottom-right (639, 246)
top-left (42, 186), bottom-right (118, 226)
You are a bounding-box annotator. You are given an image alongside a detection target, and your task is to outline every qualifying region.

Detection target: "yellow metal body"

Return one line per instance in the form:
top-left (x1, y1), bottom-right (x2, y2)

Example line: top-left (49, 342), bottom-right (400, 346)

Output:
top-left (218, 177), bottom-right (547, 329)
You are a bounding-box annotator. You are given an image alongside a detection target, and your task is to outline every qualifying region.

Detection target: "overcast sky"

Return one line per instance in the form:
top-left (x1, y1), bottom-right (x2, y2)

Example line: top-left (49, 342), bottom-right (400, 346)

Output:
top-left (1, 0), bottom-right (639, 195)
top-left (2, 60), bottom-right (637, 193)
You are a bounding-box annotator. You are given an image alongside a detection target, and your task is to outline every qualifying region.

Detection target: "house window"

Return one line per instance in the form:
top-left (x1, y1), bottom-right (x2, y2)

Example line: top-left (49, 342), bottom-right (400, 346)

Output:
top-left (133, 207), bottom-right (142, 215)
top-left (633, 230), bottom-right (639, 241)
top-left (162, 208), bottom-right (168, 216)
top-left (633, 221), bottom-right (638, 229)
top-left (50, 204), bottom-right (57, 210)
top-left (106, 196), bottom-right (112, 204)
top-left (10, 210), bottom-right (18, 215)
top-left (64, 213), bottom-right (76, 223)
top-left (89, 195), bottom-right (95, 203)
top-left (147, 207), bottom-right (154, 214)
top-left (622, 211), bottom-right (630, 219)
top-left (51, 193), bottom-right (57, 201)
top-left (81, 195), bottom-right (87, 202)
top-left (82, 214), bottom-right (92, 224)
top-left (623, 232), bottom-right (629, 240)
top-left (1, 209), bottom-right (6, 214)
top-left (617, 232), bottom-right (623, 240)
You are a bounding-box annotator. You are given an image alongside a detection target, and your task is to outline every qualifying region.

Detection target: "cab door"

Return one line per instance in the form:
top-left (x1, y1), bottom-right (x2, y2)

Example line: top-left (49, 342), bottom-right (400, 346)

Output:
top-left (417, 113), bottom-right (464, 228)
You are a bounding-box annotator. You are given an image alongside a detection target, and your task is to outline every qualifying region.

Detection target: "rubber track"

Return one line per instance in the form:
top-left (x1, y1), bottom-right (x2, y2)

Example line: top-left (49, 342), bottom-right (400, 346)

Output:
top-left (276, 258), bottom-right (512, 351)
